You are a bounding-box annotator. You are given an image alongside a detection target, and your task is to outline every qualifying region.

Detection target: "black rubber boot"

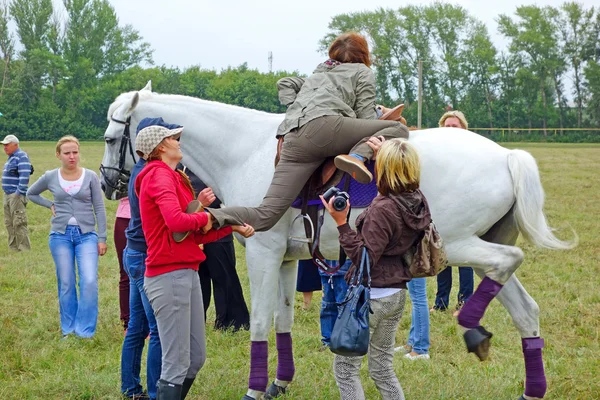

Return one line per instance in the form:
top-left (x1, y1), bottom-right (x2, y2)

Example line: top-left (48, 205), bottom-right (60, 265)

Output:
top-left (180, 377), bottom-right (195, 400)
top-left (156, 379), bottom-right (182, 400)
top-left (463, 326), bottom-right (493, 361)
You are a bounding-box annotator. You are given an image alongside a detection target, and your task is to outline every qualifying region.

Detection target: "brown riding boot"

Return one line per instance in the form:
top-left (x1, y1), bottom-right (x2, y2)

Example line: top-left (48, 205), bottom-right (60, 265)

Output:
top-left (334, 154), bottom-right (373, 184)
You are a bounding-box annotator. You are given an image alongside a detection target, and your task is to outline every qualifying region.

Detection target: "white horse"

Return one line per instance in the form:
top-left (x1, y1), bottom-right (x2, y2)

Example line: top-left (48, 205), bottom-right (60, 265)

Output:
top-left (101, 82), bottom-right (574, 400)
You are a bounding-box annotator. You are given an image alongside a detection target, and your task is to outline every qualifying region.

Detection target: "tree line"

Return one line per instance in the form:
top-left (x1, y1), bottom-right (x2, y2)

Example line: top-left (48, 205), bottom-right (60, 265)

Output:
top-left (0, 0), bottom-right (599, 142)
top-left (321, 1), bottom-right (600, 141)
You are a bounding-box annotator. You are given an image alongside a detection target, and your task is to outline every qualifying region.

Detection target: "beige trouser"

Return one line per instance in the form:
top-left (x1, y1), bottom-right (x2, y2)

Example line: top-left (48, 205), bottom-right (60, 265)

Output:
top-left (3, 192), bottom-right (30, 251)
top-left (209, 116), bottom-right (409, 231)
top-left (334, 290), bottom-right (407, 400)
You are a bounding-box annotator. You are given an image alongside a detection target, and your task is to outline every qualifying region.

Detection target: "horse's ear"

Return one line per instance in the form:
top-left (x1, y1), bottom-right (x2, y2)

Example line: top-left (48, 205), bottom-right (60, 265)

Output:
top-left (141, 81), bottom-right (152, 92)
top-left (126, 92), bottom-right (140, 116)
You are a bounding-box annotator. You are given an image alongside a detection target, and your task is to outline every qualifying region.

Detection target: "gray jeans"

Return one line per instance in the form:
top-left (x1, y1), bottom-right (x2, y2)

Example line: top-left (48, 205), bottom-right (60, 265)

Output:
top-left (333, 290), bottom-right (407, 400)
top-left (144, 268), bottom-right (206, 385)
top-left (209, 116), bottom-right (409, 231)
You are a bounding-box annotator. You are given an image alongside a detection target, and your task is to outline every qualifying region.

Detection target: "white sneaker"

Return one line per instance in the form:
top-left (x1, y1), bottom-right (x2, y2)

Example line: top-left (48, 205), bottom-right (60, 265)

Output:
top-left (404, 352), bottom-right (430, 360)
top-left (394, 345), bottom-right (412, 354)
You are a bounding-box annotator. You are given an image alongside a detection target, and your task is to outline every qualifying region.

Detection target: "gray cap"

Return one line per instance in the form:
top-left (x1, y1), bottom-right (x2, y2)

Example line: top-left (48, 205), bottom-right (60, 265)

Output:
top-left (1, 134), bottom-right (19, 145)
top-left (135, 125), bottom-right (183, 160)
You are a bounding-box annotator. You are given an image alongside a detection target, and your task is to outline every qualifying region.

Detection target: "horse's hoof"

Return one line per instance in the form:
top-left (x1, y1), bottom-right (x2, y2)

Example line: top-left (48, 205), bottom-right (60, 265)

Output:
top-left (463, 326), bottom-right (493, 361)
top-left (264, 382), bottom-right (286, 399)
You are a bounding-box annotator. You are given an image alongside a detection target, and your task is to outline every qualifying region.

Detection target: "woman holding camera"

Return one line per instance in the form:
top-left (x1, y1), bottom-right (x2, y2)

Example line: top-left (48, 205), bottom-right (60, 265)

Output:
top-left (204, 32), bottom-right (409, 233)
top-left (320, 138), bottom-right (431, 400)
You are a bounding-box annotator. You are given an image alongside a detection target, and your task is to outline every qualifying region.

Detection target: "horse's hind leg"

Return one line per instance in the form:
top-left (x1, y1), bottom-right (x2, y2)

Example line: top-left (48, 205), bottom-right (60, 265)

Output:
top-left (265, 261), bottom-right (298, 399)
top-left (479, 213), bottom-right (547, 399)
top-left (444, 234), bottom-right (524, 361)
top-left (472, 271), bottom-right (547, 399)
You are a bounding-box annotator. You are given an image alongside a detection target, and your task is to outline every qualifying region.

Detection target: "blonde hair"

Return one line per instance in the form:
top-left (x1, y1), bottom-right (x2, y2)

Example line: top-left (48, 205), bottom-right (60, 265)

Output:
top-left (439, 110), bottom-right (468, 130)
top-left (375, 138), bottom-right (420, 195)
top-left (56, 135), bottom-right (80, 154)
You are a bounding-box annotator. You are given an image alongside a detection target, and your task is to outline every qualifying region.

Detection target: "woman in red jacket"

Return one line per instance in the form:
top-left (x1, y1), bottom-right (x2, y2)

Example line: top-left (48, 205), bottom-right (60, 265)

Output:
top-left (134, 125), bottom-right (254, 400)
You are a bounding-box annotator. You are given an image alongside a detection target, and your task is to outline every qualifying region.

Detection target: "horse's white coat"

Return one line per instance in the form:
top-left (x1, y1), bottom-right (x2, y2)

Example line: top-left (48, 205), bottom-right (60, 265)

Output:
top-left (101, 86), bottom-right (574, 389)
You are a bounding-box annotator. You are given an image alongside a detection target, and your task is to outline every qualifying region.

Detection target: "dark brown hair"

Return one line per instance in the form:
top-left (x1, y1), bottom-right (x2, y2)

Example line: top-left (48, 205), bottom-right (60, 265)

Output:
top-left (328, 32), bottom-right (371, 67)
top-left (146, 140), bottom-right (195, 197)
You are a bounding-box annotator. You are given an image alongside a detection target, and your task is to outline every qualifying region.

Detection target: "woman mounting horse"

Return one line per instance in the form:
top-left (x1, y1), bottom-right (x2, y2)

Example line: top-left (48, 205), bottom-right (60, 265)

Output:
top-left (205, 32), bottom-right (409, 234)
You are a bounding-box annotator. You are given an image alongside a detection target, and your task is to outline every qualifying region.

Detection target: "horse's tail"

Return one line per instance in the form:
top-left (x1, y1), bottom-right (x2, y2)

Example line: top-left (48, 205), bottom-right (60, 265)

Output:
top-left (508, 149), bottom-right (577, 250)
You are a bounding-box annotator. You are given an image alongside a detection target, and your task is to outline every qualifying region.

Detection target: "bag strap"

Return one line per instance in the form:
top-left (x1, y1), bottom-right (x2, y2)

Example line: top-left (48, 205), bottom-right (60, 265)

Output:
top-left (352, 247), bottom-right (372, 289)
top-left (362, 247), bottom-right (371, 289)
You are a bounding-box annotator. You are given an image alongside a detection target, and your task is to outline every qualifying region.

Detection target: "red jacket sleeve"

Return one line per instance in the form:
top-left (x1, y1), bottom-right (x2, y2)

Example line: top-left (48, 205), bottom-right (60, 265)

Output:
top-left (194, 226), bottom-right (233, 245)
top-left (146, 168), bottom-right (209, 232)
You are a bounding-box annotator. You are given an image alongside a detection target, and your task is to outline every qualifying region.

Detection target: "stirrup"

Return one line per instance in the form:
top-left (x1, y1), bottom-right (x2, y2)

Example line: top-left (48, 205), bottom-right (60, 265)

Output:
top-left (289, 213), bottom-right (314, 244)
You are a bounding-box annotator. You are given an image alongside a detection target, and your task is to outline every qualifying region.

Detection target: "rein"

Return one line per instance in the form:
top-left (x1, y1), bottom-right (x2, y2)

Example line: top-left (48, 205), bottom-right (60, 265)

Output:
top-left (99, 116), bottom-right (136, 198)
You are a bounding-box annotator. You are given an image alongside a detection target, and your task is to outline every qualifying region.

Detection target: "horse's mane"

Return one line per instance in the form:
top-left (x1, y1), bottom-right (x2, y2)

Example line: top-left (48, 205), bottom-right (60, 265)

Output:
top-left (107, 90), bottom-right (280, 120)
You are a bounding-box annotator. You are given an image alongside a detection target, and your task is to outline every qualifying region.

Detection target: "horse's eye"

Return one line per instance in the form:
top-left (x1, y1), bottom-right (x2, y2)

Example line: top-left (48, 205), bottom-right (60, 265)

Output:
top-left (106, 138), bottom-right (116, 145)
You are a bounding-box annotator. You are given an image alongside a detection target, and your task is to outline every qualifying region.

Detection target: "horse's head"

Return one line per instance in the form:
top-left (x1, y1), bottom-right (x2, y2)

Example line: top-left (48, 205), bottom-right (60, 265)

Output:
top-left (100, 81), bottom-right (152, 200)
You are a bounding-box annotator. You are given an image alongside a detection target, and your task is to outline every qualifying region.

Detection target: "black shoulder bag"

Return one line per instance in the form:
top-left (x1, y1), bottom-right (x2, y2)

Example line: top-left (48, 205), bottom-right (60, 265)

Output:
top-left (330, 247), bottom-right (372, 357)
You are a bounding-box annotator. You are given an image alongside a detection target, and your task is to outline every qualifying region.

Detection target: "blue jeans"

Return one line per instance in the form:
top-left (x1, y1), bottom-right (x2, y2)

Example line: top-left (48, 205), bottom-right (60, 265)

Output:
top-left (121, 247), bottom-right (162, 400)
top-left (407, 278), bottom-right (430, 354)
top-left (48, 226), bottom-right (98, 338)
top-left (434, 266), bottom-right (474, 310)
top-left (319, 259), bottom-right (351, 346)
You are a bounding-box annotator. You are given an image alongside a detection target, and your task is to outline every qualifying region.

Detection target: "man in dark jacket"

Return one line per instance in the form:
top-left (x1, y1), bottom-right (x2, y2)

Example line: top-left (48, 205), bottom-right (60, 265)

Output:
top-left (178, 165), bottom-right (250, 331)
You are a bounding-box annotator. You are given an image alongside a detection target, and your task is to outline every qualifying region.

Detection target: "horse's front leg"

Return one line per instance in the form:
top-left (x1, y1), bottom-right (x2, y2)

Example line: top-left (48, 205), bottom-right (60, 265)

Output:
top-left (263, 260), bottom-right (298, 399)
top-left (243, 243), bottom-right (285, 400)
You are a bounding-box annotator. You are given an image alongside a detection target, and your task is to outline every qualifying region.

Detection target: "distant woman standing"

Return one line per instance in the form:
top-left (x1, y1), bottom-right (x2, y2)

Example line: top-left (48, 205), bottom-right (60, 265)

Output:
top-left (27, 136), bottom-right (107, 339)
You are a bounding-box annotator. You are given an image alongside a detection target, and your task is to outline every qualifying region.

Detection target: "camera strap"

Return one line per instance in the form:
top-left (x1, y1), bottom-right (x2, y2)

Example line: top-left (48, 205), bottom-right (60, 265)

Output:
top-left (301, 173), bottom-right (351, 275)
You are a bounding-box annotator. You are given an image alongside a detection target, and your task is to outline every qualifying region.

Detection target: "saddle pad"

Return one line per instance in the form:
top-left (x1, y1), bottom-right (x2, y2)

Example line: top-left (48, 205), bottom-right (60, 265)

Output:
top-left (291, 161), bottom-right (378, 210)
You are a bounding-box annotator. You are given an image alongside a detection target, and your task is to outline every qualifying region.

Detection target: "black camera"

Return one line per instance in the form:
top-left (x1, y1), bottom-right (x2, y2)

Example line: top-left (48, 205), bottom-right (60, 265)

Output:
top-left (322, 186), bottom-right (350, 211)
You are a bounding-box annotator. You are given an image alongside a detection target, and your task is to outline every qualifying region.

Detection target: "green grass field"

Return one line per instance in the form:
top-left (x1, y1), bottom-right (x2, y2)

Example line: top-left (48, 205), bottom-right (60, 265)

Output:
top-left (0, 142), bottom-right (598, 399)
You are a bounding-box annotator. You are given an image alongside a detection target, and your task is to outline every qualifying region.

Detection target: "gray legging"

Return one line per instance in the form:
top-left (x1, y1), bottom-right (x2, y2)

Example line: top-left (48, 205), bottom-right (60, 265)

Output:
top-left (144, 268), bottom-right (206, 385)
top-left (334, 289), bottom-right (407, 400)
top-left (209, 116), bottom-right (409, 231)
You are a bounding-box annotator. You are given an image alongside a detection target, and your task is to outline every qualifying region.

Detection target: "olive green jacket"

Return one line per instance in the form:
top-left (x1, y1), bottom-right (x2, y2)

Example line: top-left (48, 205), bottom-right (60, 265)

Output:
top-left (276, 62), bottom-right (378, 136)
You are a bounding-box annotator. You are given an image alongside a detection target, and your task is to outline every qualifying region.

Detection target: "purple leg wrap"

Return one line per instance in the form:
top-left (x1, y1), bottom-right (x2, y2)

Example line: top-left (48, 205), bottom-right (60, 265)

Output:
top-left (248, 341), bottom-right (269, 392)
top-left (457, 277), bottom-right (503, 329)
top-left (522, 337), bottom-right (547, 399)
top-left (276, 332), bottom-right (295, 382)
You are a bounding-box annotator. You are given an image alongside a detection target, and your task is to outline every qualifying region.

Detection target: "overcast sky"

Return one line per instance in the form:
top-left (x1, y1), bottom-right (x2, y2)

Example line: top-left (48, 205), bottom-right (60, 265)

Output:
top-left (49, 0), bottom-right (596, 76)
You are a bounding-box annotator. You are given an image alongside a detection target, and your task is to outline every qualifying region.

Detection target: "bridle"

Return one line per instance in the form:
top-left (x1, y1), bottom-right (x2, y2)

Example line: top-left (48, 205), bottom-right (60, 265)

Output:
top-left (99, 116), bottom-right (137, 199)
